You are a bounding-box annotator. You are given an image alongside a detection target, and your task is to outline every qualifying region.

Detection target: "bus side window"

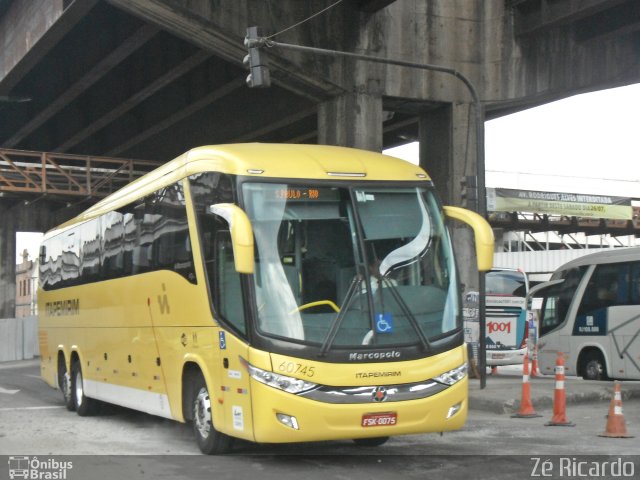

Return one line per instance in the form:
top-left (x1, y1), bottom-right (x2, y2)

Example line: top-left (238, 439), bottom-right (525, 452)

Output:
top-left (150, 182), bottom-right (196, 283)
top-left (214, 231), bottom-right (246, 336)
top-left (61, 231), bottom-right (80, 288)
top-left (632, 263), bottom-right (640, 305)
top-left (578, 263), bottom-right (630, 315)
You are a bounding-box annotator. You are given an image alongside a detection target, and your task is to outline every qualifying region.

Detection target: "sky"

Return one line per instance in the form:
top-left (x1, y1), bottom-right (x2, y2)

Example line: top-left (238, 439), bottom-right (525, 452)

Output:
top-left (16, 83), bottom-right (640, 263)
top-left (385, 82), bottom-right (640, 198)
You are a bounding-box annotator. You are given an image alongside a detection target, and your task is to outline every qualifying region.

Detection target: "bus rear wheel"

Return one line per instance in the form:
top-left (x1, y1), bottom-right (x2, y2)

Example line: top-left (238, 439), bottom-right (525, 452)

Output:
top-left (581, 350), bottom-right (607, 381)
top-left (58, 357), bottom-right (74, 411)
top-left (71, 360), bottom-right (100, 416)
top-left (191, 375), bottom-right (233, 455)
top-left (353, 436), bottom-right (389, 447)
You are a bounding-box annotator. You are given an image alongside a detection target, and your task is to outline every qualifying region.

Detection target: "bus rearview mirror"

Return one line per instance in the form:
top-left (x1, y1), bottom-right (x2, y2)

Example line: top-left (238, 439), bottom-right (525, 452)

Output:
top-left (443, 206), bottom-right (494, 272)
top-left (209, 203), bottom-right (255, 274)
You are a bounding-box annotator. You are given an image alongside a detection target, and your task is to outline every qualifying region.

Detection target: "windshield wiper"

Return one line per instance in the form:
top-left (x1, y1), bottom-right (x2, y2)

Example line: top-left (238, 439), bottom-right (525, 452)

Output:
top-left (318, 274), bottom-right (361, 357)
top-left (380, 277), bottom-right (431, 353)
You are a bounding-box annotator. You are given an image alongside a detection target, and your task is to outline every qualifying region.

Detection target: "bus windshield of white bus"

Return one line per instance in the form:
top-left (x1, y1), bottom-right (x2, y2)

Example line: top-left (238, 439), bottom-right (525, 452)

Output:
top-left (241, 183), bottom-right (458, 351)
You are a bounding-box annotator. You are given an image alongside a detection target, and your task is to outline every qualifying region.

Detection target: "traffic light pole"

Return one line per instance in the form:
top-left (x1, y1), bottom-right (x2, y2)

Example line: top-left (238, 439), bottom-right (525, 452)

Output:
top-left (249, 34), bottom-right (489, 388)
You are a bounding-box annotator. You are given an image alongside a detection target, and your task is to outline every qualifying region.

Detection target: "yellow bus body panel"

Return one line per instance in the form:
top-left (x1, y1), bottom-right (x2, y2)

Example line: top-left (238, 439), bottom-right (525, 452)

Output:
top-left (249, 345), bottom-right (468, 442)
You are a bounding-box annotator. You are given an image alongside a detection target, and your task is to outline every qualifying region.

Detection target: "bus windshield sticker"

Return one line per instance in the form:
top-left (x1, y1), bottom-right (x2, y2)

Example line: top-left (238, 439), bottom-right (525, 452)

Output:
top-left (375, 313), bottom-right (394, 334)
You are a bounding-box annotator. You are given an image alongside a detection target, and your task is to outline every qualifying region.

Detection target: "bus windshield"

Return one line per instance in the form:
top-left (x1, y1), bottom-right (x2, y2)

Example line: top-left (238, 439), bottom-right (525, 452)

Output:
top-left (241, 183), bottom-right (458, 350)
top-left (486, 270), bottom-right (527, 297)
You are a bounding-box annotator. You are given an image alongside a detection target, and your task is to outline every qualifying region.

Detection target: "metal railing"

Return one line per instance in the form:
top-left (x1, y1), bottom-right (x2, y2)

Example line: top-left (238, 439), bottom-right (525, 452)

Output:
top-left (0, 148), bottom-right (159, 198)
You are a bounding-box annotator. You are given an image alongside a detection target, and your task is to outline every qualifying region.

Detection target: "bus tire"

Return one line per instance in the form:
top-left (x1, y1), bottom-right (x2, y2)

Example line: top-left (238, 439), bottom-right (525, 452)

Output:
top-left (353, 436), bottom-right (389, 447)
top-left (191, 375), bottom-right (232, 455)
top-left (580, 350), bottom-right (607, 381)
top-left (71, 359), bottom-right (100, 416)
top-left (58, 355), bottom-right (75, 411)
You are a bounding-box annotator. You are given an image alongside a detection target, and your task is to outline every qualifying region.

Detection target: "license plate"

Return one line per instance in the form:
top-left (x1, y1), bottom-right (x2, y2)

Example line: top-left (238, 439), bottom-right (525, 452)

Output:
top-left (492, 353), bottom-right (505, 359)
top-left (361, 412), bottom-right (397, 427)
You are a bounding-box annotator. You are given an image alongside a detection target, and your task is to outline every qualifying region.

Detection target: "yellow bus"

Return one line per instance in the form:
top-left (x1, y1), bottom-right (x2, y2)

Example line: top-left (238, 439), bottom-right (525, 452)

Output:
top-left (38, 144), bottom-right (493, 454)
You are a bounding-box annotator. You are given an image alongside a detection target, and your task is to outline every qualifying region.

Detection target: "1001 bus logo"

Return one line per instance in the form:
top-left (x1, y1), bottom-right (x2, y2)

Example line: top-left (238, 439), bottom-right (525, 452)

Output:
top-left (8, 456), bottom-right (73, 480)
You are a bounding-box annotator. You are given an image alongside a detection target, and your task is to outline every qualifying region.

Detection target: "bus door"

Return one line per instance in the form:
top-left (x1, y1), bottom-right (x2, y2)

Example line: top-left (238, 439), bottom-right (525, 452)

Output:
top-left (533, 280), bottom-right (576, 375)
top-left (210, 230), bottom-right (254, 440)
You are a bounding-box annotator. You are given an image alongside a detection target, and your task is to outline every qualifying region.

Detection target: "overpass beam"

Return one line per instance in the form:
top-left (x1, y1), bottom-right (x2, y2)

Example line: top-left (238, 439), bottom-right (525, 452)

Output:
top-left (317, 93), bottom-right (383, 152)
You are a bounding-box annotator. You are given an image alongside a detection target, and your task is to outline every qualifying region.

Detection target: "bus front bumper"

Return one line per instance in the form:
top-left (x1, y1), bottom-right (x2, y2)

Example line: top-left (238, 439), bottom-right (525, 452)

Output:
top-left (250, 376), bottom-right (468, 443)
top-left (486, 348), bottom-right (526, 366)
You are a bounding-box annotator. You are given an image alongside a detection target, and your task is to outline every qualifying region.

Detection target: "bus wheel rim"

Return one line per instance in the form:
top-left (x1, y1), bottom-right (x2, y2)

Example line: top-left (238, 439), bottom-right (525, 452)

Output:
top-left (62, 371), bottom-right (71, 400)
top-left (587, 360), bottom-right (602, 378)
top-left (75, 370), bottom-right (83, 407)
top-left (194, 387), bottom-right (212, 438)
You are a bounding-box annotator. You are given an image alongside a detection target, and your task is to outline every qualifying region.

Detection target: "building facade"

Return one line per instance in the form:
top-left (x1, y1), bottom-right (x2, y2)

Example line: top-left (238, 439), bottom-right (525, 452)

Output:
top-left (15, 249), bottom-right (37, 317)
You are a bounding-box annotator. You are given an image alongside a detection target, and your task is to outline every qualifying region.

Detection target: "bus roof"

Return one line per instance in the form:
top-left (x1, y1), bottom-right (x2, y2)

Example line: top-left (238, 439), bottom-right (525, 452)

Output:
top-left (555, 247), bottom-right (640, 271)
top-left (48, 144), bottom-right (430, 234)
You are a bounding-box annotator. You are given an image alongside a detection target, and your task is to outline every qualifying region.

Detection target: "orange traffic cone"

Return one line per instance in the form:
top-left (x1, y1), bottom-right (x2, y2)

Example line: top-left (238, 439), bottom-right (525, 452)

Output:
top-left (491, 366), bottom-right (498, 375)
top-left (511, 347), bottom-right (541, 418)
top-left (599, 381), bottom-right (634, 438)
top-left (530, 342), bottom-right (539, 378)
top-left (545, 351), bottom-right (575, 427)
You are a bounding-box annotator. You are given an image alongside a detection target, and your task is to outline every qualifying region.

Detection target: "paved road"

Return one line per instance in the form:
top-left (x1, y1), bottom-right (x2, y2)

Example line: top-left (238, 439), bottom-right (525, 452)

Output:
top-left (1, 361), bottom-right (638, 480)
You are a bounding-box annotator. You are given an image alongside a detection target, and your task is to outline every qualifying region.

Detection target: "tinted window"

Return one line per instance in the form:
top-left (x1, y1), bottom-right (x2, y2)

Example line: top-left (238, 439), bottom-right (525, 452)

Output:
top-left (486, 270), bottom-right (527, 296)
top-left (40, 180), bottom-right (196, 290)
top-left (578, 261), bottom-right (640, 315)
top-left (102, 211), bottom-right (124, 280)
top-left (631, 263), bottom-right (640, 305)
top-left (60, 231), bottom-right (80, 288)
top-left (215, 232), bottom-right (246, 335)
top-left (189, 173), bottom-right (245, 335)
top-left (539, 267), bottom-right (587, 336)
top-left (151, 184), bottom-right (195, 283)
top-left (79, 219), bottom-right (101, 283)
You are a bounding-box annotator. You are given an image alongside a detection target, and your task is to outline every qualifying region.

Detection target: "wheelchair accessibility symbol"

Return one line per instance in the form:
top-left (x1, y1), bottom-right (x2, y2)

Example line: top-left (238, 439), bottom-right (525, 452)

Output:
top-left (375, 313), bottom-right (393, 334)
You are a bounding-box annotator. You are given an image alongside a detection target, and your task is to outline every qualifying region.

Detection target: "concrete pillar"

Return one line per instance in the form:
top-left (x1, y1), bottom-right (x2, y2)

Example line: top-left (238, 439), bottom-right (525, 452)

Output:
top-left (418, 102), bottom-right (479, 293)
top-left (0, 206), bottom-right (16, 318)
top-left (0, 201), bottom-right (73, 319)
top-left (317, 93), bottom-right (383, 152)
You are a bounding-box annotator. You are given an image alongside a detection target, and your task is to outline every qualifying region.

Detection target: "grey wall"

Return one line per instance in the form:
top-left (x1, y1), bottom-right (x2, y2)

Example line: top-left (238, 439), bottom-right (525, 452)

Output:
top-left (0, 316), bottom-right (39, 362)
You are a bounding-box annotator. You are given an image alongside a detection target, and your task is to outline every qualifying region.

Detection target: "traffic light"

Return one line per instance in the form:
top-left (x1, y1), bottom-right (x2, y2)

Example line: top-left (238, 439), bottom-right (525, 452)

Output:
top-left (460, 175), bottom-right (478, 210)
top-left (243, 26), bottom-right (271, 88)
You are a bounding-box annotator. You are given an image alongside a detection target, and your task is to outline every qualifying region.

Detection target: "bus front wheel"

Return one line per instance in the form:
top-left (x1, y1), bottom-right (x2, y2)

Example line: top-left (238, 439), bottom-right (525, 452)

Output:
top-left (191, 375), bottom-right (233, 455)
top-left (71, 360), bottom-right (100, 416)
top-left (580, 350), bottom-right (608, 381)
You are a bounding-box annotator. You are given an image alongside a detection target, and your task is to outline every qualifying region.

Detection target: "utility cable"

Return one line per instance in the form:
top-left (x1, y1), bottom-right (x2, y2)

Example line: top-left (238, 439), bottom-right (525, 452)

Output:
top-left (266, 0), bottom-right (344, 39)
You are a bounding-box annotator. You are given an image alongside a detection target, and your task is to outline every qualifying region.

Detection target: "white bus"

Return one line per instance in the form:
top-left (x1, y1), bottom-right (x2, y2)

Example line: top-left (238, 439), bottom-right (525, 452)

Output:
top-left (531, 247), bottom-right (640, 380)
top-left (484, 268), bottom-right (529, 366)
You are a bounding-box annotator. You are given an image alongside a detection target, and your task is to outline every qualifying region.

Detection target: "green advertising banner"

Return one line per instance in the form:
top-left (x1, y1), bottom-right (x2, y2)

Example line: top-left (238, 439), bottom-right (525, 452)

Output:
top-left (487, 188), bottom-right (633, 220)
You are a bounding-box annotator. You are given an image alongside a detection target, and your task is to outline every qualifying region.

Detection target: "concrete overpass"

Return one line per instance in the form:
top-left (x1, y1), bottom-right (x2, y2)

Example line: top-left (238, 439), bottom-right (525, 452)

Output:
top-left (0, 0), bottom-right (639, 316)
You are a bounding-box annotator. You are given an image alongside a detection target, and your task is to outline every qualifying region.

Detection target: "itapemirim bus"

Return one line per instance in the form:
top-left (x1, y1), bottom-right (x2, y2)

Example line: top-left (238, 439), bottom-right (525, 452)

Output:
top-left (38, 144), bottom-right (493, 454)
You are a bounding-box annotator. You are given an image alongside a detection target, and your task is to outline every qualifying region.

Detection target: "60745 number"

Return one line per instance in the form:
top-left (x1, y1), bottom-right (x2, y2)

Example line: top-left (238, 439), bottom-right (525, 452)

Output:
top-left (277, 361), bottom-right (315, 378)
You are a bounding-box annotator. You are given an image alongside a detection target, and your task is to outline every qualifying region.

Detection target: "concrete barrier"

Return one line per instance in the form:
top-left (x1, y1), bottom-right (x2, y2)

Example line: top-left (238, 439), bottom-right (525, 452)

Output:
top-left (0, 316), bottom-right (39, 362)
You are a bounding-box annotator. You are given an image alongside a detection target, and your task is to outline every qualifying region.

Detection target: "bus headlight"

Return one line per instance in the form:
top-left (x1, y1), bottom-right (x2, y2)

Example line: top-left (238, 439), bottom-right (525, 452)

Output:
top-left (247, 364), bottom-right (317, 394)
top-left (434, 363), bottom-right (467, 386)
